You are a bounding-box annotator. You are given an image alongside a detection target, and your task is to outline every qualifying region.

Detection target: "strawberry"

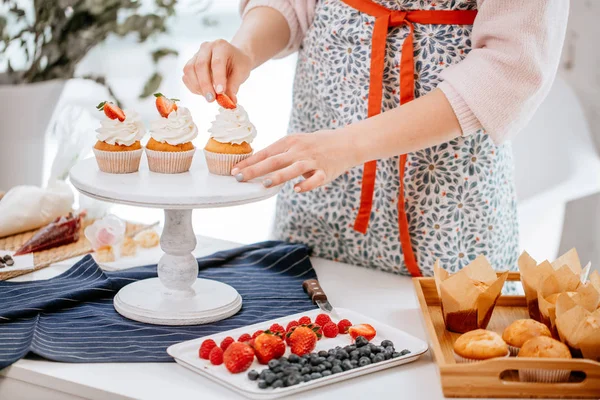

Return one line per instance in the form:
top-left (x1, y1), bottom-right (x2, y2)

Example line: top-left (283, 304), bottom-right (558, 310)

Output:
top-left (337, 319), bottom-right (352, 334)
top-left (223, 342), bottom-right (255, 374)
top-left (253, 331), bottom-right (285, 364)
top-left (348, 323), bottom-right (377, 341)
top-left (216, 93), bottom-right (236, 109)
top-left (323, 322), bottom-right (339, 338)
top-left (269, 323), bottom-right (285, 336)
top-left (96, 101), bottom-right (125, 122)
top-left (209, 346), bottom-right (223, 365)
top-left (199, 339), bottom-right (217, 359)
top-left (238, 333), bottom-right (252, 343)
top-left (220, 336), bottom-right (235, 351)
top-left (154, 92), bottom-right (179, 118)
top-left (315, 313), bottom-right (332, 327)
top-left (286, 324), bottom-right (320, 356)
top-left (314, 324), bottom-right (323, 340)
top-left (298, 316), bottom-right (311, 325)
top-left (286, 320), bottom-right (299, 333)
top-left (252, 330), bottom-right (264, 339)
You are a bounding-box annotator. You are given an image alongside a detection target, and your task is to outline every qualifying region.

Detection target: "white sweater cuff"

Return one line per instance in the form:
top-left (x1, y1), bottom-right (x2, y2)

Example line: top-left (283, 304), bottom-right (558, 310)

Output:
top-left (438, 81), bottom-right (483, 137)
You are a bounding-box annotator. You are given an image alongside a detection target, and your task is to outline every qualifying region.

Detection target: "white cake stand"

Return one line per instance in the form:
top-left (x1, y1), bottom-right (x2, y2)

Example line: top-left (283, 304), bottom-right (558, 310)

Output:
top-left (70, 156), bottom-right (280, 326)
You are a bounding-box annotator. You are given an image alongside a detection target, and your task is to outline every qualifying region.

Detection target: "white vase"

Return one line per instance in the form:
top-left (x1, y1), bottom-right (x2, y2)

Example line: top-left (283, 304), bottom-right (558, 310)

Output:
top-left (0, 79), bottom-right (65, 191)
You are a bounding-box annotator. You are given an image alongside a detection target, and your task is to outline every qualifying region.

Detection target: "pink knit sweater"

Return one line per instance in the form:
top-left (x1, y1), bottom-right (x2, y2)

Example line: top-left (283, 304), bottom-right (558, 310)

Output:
top-left (239, 0), bottom-right (569, 144)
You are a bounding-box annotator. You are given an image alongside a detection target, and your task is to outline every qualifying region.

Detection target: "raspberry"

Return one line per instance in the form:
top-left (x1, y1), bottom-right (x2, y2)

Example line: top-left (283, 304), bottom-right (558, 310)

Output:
top-left (209, 346), bottom-right (223, 365)
top-left (252, 330), bottom-right (264, 339)
top-left (298, 316), bottom-right (311, 325)
top-left (315, 313), bottom-right (332, 327)
top-left (199, 339), bottom-right (216, 359)
top-left (220, 336), bottom-right (235, 351)
top-left (323, 322), bottom-right (339, 338)
top-left (269, 323), bottom-right (285, 336)
top-left (238, 333), bottom-right (252, 342)
top-left (337, 319), bottom-right (352, 334)
top-left (286, 320), bottom-right (299, 332)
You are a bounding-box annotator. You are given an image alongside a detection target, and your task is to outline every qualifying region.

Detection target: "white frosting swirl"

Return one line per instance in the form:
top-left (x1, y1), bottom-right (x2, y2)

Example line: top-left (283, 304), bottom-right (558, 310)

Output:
top-left (95, 109), bottom-right (145, 146)
top-left (208, 105), bottom-right (257, 144)
top-left (149, 107), bottom-right (198, 145)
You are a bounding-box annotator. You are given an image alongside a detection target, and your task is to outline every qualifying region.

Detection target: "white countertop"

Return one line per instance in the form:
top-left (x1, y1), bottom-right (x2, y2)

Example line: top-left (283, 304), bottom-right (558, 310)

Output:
top-left (0, 236), bottom-right (492, 400)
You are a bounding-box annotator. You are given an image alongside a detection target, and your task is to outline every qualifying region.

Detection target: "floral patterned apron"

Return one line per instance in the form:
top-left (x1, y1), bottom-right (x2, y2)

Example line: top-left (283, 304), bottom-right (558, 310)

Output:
top-left (274, 0), bottom-right (520, 277)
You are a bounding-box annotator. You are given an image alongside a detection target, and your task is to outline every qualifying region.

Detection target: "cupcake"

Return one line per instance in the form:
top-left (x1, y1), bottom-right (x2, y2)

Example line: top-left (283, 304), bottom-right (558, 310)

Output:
top-left (147, 93), bottom-right (197, 174)
top-left (94, 101), bottom-right (145, 173)
top-left (204, 93), bottom-right (256, 176)
top-left (453, 329), bottom-right (509, 363)
top-left (517, 336), bottom-right (572, 382)
top-left (502, 319), bottom-right (552, 356)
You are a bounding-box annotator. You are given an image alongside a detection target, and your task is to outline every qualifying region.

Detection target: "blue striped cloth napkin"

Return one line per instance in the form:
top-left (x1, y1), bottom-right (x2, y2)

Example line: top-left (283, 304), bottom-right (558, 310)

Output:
top-left (0, 241), bottom-right (317, 369)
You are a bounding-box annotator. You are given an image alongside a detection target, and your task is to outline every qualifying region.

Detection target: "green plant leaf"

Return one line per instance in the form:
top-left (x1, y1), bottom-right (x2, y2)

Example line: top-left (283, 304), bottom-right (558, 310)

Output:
top-left (140, 72), bottom-right (162, 99)
top-left (151, 48), bottom-right (178, 64)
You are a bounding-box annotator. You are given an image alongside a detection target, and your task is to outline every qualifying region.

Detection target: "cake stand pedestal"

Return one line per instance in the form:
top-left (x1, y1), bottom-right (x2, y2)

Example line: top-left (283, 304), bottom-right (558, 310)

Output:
top-left (70, 156), bottom-right (279, 326)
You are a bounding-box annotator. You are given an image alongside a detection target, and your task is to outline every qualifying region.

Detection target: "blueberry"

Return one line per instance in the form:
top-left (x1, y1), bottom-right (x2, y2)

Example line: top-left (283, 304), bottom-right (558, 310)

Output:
top-left (341, 359), bottom-right (353, 371)
top-left (331, 365), bottom-right (343, 374)
top-left (332, 359), bottom-right (342, 366)
top-left (286, 373), bottom-right (302, 387)
top-left (258, 380), bottom-right (268, 389)
top-left (369, 353), bottom-right (376, 361)
top-left (311, 365), bottom-right (321, 373)
top-left (310, 372), bottom-right (323, 380)
top-left (328, 348), bottom-right (337, 356)
top-left (268, 359), bottom-right (280, 369)
top-left (344, 345), bottom-right (357, 353)
top-left (259, 370), bottom-right (269, 380)
top-left (247, 370), bottom-right (259, 381)
top-left (350, 350), bottom-right (360, 360)
top-left (391, 352), bottom-right (402, 359)
top-left (350, 359), bottom-right (358, 367)
top-left (383, 350), bottom-right (392, 360)
top-left (381, 340), bottom-right (394, 348)
top-left (317, 364), bottom-right (327, 372)
top-left (384, 347), bottom-right (394, 355)
top-left (373, 354), bottom-right (386, 363)
top-left (372, 345), bottom-right (385, 354)
top-left (318, 356), bottom-right (327, 364)
top-left (335, 346), bottom-right (342, 351)
top-left (400, 349), bottom-right (411, 356)
top-left (271, 365), bottom-right (282, 374)
top-left (279, 356), bottom-right (288, 363)
top-left (265, 372), bottom-right (277, 384)
top-left (302, 354), bottom-right (311, 360)
top-left (318, 350), bottom-right (329, 357)
top-left (358, 346), bottom-right (371, 357)
top-left (283, 366), bottom-right (300, 375)
top-left (298, 358), bottom-right (307, 366)
top-left (301, 366), bottom-right (311, 375)
top-left (323, 361), bottom-right (332, 369)
top-left (288, 354), bottom-right (301, 363)
top-left (359, 356), bottom-right (371, 367)
top-left (326, 355), bottom-right (336, 363)
top-left (272, 379), bottom-right (284, 389)
top-left (335, 350), bottom-right (349, 360)
top-left (276, 372), bottom-right (284, 380)
top-left (303, 374), bottom-right (312, 382)
top-left (355, 336), bottom-right (369, 348)
top-left (322, 370), bottom-right (332, 377)
top-left (311, 357), bottom-right (321, 366)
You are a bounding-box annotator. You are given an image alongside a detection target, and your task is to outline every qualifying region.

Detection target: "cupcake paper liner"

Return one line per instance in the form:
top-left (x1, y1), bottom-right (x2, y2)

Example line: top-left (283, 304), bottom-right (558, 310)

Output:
top-left (94, 148), bottom-right (143, 174)
top-left (508, 345), bottom-right (520, 356)
top-left (453, 351), bottom-right (510, 364)
top-left (146, 148), bottom-right (195, 174)
top-left (518, 368), bottom-right (571, 383)
top-left (203, 150), bottom-right (252, 176)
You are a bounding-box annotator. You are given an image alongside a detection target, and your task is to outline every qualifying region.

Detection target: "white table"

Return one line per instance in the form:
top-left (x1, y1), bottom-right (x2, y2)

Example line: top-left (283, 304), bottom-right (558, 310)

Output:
top-left (0, 236), bottom-right (506, 400)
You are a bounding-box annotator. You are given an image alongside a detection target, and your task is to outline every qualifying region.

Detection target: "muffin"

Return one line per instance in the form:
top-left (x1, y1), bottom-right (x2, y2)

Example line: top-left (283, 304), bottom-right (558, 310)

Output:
top-left (517, 336), bottom-right (572, 382)
top-left (453, 329), bottom-right (509, 363)
top-left (94, 101), bottom-right (145, 173)
top-left (146, 93), bottom-right (197, 173)
top-left (204, 94), bottom-right (256, 176)
top-left (502, 319), bottom-right (553, 356)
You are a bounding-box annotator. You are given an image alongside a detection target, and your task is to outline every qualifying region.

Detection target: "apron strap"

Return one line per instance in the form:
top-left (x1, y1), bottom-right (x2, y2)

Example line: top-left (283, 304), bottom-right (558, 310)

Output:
top-left (341, 0), bottom-right (477, 277)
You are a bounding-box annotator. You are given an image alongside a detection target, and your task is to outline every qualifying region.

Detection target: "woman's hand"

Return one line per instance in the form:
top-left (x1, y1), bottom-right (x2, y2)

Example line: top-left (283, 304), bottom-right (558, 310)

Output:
top-left (231, 130), bottom-right (360, 193)
top-left (182, 39), bottom-right (253, 103)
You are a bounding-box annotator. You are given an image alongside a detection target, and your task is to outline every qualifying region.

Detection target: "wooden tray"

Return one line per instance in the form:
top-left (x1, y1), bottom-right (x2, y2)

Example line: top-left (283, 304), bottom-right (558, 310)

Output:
top-left (413, 272), bottom-right (600, 398)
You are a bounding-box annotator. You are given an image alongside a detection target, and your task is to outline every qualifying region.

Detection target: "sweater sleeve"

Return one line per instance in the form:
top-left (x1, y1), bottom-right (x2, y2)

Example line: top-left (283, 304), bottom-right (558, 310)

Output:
top-left (239, 0), bottom-right (317, 58)
top-left (438, 0), bottom-right (569, 144)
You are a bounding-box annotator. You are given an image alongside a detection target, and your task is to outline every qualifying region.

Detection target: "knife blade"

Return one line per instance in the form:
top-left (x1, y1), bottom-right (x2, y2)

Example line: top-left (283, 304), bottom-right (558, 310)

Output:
top-left (302, 279), bottom-right (340, 319)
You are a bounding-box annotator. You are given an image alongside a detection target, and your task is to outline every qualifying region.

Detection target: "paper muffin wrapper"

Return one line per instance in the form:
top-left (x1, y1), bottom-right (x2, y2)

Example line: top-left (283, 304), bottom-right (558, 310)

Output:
top-left (93, 148), bottom-right (143, 174)
top-left (146, 148), bottom-right (195, 174)
top-left (508, 345), bottom-right (520, 356)
top-left (453, 351), bottom-right (510, 364)
top-left (518, 368), bottom-right (571, 383)
top-left (203, 150), bottom-right (253, 176)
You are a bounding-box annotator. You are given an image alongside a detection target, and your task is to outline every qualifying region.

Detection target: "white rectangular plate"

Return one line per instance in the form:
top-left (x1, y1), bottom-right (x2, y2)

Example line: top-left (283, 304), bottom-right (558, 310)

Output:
top-left (167, 308), bottom-right (428, 400)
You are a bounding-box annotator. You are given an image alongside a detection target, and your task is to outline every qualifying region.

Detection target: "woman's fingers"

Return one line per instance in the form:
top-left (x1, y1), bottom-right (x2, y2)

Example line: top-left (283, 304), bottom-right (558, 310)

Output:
top-left (264, 161), bottom-right (315, 188)
top-left (235, 153), bottom-right (295, 182)
top-left (193, 44), bottom-right (216, 102)
top-left (210, 40), bottom-right (229, 95)
top-left (181, 73), bottom-right (200, 95)
top-left (232, 138), bottom-right (292, 174)
top-left (294, 169), bottom-right (326, 192)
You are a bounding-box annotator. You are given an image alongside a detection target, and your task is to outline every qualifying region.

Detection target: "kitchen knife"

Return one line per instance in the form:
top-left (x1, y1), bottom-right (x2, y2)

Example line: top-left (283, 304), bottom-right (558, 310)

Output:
top-left (302, 279), bottom-right (340, 319)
